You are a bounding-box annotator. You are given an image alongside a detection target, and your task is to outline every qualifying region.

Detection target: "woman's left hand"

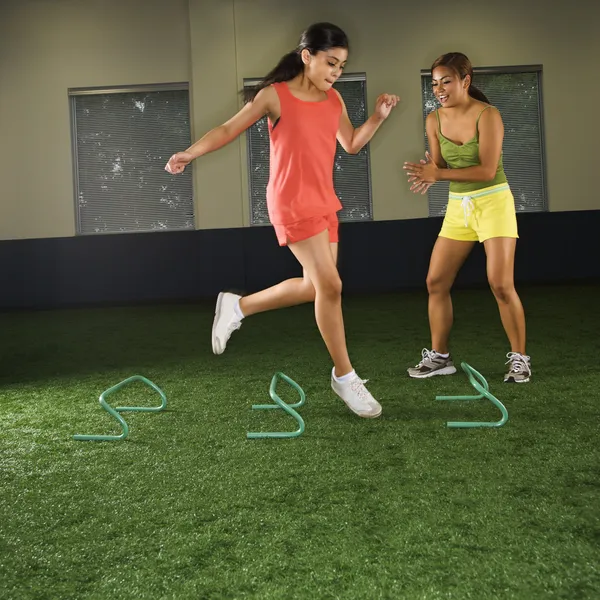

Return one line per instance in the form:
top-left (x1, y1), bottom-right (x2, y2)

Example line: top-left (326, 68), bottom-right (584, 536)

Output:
top-left (374, 94), bottom-right (401, 120)
top-left (403, 151), bottom-right (439, 185)
top-left (408, 159), bottom-right (433, 195)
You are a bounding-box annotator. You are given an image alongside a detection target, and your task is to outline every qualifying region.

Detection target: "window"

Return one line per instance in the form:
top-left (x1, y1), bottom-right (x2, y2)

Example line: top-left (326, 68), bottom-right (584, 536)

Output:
top-left (420, 66), bottom-right (547, 216)
top-left (70, 83), bottom-right (194, 235)
top-left (245, 74), bottom-right (373, 225)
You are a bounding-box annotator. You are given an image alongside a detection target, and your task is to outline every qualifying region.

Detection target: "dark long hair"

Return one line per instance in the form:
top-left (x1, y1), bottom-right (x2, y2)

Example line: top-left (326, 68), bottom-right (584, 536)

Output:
top-left (431, 52), bottom-right (490, 104)
top-left (243, 22), bottom-right (349, 103)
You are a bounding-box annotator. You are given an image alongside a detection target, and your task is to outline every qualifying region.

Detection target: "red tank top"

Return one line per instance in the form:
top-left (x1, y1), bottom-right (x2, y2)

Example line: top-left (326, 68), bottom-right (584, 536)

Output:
top-left (266, 82), bottom-right (343, 225)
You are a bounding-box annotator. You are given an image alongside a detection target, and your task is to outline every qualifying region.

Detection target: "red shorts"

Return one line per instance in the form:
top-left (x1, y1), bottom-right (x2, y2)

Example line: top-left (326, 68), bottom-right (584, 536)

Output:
top-left (273, 213), bottom-right (339, 246)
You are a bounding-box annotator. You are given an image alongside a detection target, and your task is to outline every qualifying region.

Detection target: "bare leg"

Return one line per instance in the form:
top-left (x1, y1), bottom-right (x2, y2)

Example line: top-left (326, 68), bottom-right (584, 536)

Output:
top-left (426, 237), bottom-right (475, 353)
top-left (484, 237), bottom-right (526, 353)
top-left (284, 230), bottom-right (352, 377)
top-left (239, 244), bottom-right (338, 317)
top-left (215, 229), bottom-right (380, 415)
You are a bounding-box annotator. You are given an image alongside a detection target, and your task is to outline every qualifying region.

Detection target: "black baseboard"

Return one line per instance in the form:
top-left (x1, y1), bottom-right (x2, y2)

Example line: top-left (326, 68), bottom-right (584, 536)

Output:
top-left (1, 210), bottom-right (598, 310)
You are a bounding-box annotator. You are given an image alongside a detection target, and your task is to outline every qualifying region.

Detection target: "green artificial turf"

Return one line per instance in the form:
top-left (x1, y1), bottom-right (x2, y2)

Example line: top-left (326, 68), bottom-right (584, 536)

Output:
top-left (1, 284), bottom-right (599, 599)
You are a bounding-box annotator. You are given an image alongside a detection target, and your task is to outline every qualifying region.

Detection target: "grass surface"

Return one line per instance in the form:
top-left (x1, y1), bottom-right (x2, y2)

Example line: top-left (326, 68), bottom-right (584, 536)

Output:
top-left (1, 284), bottom-right (599, 599)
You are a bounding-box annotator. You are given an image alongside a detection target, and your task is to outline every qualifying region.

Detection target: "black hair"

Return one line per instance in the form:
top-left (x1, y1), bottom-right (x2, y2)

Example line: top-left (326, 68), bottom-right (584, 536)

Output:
top-left (431, 52), bottom-right (490, 103)
top-left (243, 22), bottom-right (349, 103)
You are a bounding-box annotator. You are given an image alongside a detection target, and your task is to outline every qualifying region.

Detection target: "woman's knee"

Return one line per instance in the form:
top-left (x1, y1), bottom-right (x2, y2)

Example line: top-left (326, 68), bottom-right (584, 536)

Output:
top-left (427, 272), bottom-right (452, 295)
top-left (488, 277), bottom-right (515, 303)
top-left (314, 273), bottom-right (342, 299)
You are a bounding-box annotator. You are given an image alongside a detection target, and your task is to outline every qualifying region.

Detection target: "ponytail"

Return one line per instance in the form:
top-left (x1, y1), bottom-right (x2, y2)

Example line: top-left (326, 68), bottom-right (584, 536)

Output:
top-left (468, 84), bottom-right (490, 104)
top-left (242, 51), bottom-right (304, 103)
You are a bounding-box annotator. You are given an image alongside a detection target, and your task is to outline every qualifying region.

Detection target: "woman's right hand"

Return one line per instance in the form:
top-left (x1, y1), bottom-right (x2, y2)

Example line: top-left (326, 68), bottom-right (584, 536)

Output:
top-left (407, 154), bottom-right (434, 195)
top-left (165, 151), bottom-right (194, 174)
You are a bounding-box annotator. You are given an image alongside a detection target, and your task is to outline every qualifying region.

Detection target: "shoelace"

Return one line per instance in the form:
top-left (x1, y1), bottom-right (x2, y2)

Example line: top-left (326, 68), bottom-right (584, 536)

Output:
top-left (417, 348), bottom-right (437, 367)
top-left (349, 377), bottom-right (371, 402)
top-left (461, 196), bottom-right (475, 227)
top-left (505, 352), bottom-right (530, 373)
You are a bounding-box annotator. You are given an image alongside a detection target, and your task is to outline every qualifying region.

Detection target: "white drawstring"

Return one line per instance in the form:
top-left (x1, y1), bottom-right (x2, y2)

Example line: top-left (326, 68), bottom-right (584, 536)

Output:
top-left (461, 196), bottom-right (474, 227)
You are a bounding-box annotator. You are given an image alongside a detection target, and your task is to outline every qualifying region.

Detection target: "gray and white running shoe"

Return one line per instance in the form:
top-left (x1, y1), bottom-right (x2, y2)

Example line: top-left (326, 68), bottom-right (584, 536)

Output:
top-left (407, 348), bottom-right (457, 379)
top-left (504, 352), bottom-right (531, 383)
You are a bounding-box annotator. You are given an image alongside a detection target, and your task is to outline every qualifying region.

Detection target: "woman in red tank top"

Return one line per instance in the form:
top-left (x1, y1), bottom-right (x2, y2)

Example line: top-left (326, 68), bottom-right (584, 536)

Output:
top-left (166, 23), bottom-right (399, 418)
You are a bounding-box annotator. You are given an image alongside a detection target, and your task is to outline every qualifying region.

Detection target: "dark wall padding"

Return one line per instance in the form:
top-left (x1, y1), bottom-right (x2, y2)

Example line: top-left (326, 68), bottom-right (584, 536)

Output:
top-left (1, 210), bottom-right (598, 309)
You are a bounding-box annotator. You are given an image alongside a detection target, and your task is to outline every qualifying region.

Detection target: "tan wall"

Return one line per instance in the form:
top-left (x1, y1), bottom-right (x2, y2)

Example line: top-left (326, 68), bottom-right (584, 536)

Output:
top-left (0, 0), bottom-right (191, 240)
top-left (226, 0), bottom-right (599, 224)
top-left (1, 0), bottom-right (598, 240)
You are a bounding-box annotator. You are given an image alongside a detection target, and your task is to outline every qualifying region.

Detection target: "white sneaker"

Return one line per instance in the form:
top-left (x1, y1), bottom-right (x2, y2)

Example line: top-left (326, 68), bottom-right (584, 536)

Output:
top-left (331, 371), bottom-right (382, 418)
top-left (212, 292), bottom-right (243, 355)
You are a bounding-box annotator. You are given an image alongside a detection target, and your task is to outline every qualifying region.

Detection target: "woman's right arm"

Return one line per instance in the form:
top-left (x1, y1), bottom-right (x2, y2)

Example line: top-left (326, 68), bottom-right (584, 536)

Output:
top-left (165, 86), bottom-right (275, 174)
top-left (425, 111), bottom-right (446, 169)
top-left (406, 111), bottom-right (446, 194)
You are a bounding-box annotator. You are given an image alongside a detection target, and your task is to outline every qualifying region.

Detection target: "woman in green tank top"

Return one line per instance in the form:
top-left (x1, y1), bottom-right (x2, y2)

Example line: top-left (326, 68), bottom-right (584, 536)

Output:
top-left (403, 52), bottom-right (531, 383)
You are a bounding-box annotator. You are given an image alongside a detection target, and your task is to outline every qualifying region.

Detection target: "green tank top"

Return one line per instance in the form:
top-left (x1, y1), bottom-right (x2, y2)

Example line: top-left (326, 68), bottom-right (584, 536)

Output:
top-left (437, 106), bottom-right (507, 194)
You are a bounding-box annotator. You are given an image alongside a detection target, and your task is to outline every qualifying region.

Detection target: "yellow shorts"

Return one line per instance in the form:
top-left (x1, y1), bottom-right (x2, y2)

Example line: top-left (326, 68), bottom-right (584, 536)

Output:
top-left (439, 183), bottom-right (519, 243)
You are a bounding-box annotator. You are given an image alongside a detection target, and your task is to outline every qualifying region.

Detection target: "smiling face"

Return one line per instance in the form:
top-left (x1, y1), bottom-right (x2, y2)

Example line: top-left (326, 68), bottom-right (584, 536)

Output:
top-left (431, 66), bottom-right (471, 107)
top-left (302, 47), bottom-right (348, 91)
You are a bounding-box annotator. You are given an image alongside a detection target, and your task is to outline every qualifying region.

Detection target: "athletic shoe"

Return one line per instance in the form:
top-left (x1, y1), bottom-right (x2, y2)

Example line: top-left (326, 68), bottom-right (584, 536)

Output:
top-left (407, 348), bottom-right (457, 379)
top-left (212, 292), bottom-right (243, 355)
